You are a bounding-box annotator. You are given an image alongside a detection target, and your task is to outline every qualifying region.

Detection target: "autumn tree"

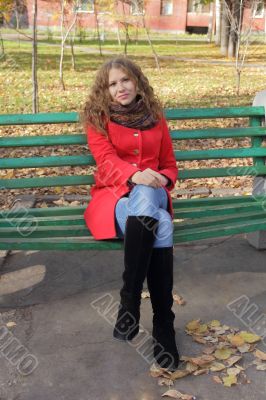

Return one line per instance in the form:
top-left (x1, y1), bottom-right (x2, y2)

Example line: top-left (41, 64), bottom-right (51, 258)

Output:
top-left (117, 0), bottom-right (160, 70)
top-left (0, 0), bottom-right (13, 56)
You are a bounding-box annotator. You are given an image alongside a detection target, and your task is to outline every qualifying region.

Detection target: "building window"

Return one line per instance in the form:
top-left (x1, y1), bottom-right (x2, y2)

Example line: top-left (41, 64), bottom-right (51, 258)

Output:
top-left (188, 0), bottom-right (210, 13)
top-left (75, 0), bottom-right (94, 13)
top-left (253, 0), bottom-right (264, 17)
top-left (160, 0), bottom-right (173, 16)
top-left (131, 0), bottom-right (144, 15)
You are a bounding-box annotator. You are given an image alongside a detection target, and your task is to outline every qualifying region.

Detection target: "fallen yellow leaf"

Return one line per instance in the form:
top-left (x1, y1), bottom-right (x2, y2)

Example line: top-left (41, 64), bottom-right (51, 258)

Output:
top-left (214, 348), bottom-right (232, 360)
top-left (239, 331), bottom-right (261, 344)
top-left (222, 374), bottom-right (237, 387)
top-left (210, 362), bottom-right (226, 372)
top-left (209, 320), bottom-right (221, 328)
top-left (227, 334), bottom-right (245, 347)
top-left (186, 319), bottom-right (201, 332)
top-left (226, 367), bottom-right (242, 376)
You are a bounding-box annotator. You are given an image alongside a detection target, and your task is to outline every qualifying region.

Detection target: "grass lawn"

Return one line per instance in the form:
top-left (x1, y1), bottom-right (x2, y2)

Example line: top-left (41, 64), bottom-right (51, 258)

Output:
top-left (1, 38), bottom-right (266, 115)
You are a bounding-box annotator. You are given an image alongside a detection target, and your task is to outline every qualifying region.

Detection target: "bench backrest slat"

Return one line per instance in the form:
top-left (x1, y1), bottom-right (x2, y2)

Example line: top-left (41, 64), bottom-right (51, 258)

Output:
top-left (164, 106), bottom-right (265, 119)
top-left (171, 126), bottom-right (266, 140)
top-left (179, 165), bottom-right (266, 179)
top-left (0, 112), bottom-right (79, 125)
top-left (0, 175), bottom-right (93, 189)
top-left (0, 134), bottom-right (86, 147)
top-left (1, 106), bottom-right (265, 190)
top-left (0, 155), bottom-right (94, 169)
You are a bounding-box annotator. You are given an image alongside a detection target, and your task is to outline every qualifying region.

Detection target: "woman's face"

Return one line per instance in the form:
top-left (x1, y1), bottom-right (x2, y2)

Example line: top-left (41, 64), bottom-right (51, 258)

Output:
top-left (108, 67), bottom-right (137, 106)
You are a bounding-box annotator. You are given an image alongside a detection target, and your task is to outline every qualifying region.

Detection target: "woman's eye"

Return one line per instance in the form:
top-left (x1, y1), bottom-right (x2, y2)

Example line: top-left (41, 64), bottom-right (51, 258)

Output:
top-left (109, 82), bottom-right (116, 87)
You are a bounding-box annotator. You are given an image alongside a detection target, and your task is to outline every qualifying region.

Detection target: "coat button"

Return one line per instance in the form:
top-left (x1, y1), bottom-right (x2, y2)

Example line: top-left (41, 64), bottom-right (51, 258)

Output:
top-left (132, 163), bottom-right (137, 166)
top-left (133, 149), bottom-right (139, 154)
top-left (133, 132), bottom-right (138, 136)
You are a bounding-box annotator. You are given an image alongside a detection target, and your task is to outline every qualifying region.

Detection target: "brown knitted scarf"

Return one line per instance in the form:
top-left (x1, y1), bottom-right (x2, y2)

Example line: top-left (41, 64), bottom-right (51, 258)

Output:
top-left (109, 96), bottom-right (157, 130)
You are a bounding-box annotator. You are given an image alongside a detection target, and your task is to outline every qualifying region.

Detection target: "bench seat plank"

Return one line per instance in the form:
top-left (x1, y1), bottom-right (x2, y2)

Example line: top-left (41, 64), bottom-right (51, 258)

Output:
top-left (1, 213), bottom-right (266, 250)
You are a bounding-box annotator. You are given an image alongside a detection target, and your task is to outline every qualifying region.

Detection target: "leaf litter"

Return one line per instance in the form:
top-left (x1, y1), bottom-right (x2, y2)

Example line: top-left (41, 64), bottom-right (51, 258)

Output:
top-left (149, 318), bottom-right (266, 398)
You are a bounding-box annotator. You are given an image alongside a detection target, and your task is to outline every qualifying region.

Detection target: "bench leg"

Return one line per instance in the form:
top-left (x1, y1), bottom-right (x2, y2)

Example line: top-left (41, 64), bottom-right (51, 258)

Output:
top-left (247, 177), bottom-right (266, 249)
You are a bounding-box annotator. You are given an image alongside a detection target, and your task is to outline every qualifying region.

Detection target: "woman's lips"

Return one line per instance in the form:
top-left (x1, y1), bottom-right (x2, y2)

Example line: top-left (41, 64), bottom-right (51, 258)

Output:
top-left (117, 93), bottom-right (129, 99)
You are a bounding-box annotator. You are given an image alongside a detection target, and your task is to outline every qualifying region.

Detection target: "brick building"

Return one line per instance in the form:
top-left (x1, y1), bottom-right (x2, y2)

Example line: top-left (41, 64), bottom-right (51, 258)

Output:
top-left (23, 0), bottom-right (266, 34)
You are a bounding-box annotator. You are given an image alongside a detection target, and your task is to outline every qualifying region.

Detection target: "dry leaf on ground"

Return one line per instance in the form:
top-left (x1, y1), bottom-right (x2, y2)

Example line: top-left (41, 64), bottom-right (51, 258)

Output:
top-left (158, 377), bottom-right (174, 386)
top-left (214, 348), bottom-right (233, 360)
top-left (162, 389), bottom-right (196, 399)
top-left (213, 375), bottom-right (223, 384)
top-left (239, 331), bottom-right (261, 344)
top-left (173, 294), bottom-right (186, 306)
top-left (222, 374), bottom-right (238, 387)
top-left (254, 349), bottom-right (266, 361)
top-left (6, 321), bottom-right (16, 328)
top-left (226, 355), bottom-right (242, 367)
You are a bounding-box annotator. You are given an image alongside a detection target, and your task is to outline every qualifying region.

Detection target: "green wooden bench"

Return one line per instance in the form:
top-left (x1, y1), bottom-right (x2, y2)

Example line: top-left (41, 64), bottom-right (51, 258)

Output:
top-left (1, 106), bottom-right (266, 251)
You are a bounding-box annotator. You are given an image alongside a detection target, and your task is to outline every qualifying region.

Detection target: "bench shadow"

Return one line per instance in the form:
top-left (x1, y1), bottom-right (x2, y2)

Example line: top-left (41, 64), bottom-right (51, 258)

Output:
top-left (0, 249), bottom-right (124, 310)
top-left (0, 236), bottom-right (265, 311)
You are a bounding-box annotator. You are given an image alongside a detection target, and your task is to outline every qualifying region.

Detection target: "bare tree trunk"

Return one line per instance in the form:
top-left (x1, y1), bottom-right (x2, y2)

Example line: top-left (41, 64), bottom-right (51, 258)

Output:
top-left (59, 0), bottom-right (65, 90)
top-left (15, 9), bottom-right (20, 30)
top-left (215, 0), bottom-right (222, 45)
top-left (220, 0), bottom-right (230, 56)
top-left (124, 23), bottom-right (129, 55)
top-left (228, 0), bottom-right (241, 58)
top-left (142, 15), bottom-right (160, 71)
top-left (207, 2), bottom-right (214, 42)
top-left (116, 25), bottom-right (121, 46)
top-left (235, 0), bottom-right (247, 95)
top-left (32, 0), bottom-right (38, 113)
top-left (0, 30), bottom-right (5, 57)
top-left (94, 2), bottom-right (102, 56)
top-left (121, 2), bottom-right (129, 55)
top-left (70, 29), bottom-right (76, 71)
top-left (135, 22), bottom-right (139, 44)
top-left (59, 0), bottom-right (77, 90)
top-left (70, 32), bottom-right (76, 71)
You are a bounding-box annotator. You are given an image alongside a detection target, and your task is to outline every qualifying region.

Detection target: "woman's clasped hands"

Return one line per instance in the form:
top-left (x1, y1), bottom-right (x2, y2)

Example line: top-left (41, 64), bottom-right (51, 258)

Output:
top-left (131, 168), bottom-right (168, 189)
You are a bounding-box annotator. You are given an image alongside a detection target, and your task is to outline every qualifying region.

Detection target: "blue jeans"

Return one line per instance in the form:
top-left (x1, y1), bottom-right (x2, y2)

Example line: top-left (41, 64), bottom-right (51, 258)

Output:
top-left (115, 184), bottom-right (174, 248)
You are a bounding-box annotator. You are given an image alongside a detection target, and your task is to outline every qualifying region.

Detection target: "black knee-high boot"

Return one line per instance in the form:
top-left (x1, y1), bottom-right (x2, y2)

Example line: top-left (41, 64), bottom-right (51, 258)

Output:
top-left (113, 215), bottom-right (158, 341)
top-left (147, 246), bottom-right (180, 370)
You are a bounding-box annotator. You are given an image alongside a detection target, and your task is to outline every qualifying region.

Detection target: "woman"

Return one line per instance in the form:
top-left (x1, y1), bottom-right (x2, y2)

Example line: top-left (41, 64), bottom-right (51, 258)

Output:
top-left (82, 57), bottom-right (179, 371)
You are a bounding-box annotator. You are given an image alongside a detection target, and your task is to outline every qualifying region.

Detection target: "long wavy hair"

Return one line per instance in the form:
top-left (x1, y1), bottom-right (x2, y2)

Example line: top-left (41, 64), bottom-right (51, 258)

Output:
top-left (81, 57), bottom-right (163, 135)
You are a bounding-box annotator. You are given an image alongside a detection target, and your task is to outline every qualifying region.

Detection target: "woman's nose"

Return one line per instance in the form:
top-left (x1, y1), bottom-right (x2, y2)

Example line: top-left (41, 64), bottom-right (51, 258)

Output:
top-left (117, 81), bottom-right (125, 91)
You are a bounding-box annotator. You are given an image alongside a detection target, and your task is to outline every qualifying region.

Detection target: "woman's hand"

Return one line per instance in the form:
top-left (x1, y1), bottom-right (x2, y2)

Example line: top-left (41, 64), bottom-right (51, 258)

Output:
top-left (131, 168), bottom-right (168, 188)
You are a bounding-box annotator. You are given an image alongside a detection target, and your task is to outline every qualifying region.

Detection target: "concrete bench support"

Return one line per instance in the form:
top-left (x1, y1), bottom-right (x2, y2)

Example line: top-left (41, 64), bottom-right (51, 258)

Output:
top-left (247, 90), bottom-right (266, 250)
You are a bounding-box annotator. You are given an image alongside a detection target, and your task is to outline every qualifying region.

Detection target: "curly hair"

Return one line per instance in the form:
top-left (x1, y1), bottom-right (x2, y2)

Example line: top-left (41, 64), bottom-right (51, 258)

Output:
top-left (81, 57), bottom-right (163, 136)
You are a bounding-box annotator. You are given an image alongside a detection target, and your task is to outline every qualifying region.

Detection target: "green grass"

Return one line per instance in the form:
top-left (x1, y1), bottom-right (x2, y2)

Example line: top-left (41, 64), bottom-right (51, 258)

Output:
top-left (1, 37), bottom-right (266, 114)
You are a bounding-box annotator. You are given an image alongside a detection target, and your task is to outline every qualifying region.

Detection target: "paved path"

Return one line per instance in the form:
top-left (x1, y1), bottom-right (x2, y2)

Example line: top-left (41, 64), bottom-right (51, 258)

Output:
top-left (2, 33), bottom-right (266, 69)
top-left (0, 235), bottom-right (266, 399)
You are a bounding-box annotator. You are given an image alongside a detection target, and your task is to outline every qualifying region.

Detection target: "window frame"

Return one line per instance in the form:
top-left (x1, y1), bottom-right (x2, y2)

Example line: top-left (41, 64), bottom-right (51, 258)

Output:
top-left (160, 0), bottom-right (174, 16)
top-left (75, 0), bottom-right (94, 14)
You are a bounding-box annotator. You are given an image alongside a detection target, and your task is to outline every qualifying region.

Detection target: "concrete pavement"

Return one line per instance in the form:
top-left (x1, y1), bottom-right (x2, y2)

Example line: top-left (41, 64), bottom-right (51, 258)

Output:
top-left (0, 235), bottom-right (266, 400)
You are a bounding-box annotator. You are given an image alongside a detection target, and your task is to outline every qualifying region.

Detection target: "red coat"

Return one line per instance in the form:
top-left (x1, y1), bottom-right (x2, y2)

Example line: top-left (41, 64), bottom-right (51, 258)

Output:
top-left (84, 117), bottom-right (178, 240)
